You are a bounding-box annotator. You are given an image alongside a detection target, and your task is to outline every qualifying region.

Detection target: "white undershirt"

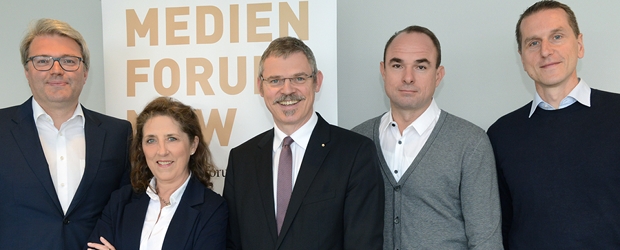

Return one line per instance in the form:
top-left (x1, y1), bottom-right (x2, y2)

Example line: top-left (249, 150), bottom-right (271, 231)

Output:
top-left (140, 173), bottom-right (191, 250)
top-left (272, 112), bottom-right (317, 215)
top-left (379, 99), bottom-right (440, 182)
top-left (33, 99), bottom-right (85, 214)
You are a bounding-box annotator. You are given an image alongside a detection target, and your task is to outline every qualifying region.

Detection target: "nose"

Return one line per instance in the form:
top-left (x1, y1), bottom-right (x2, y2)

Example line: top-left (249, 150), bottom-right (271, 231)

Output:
top-left (540, 39), bottom-right (554, 57)
top-left (280, 79), bottom-right (295, 94)
top-left (403, 67), bottom-right (415, 84)
top-left (156, 141), bottom-right (168, 155)
top-left (49, 60), bottom-right (64, 75)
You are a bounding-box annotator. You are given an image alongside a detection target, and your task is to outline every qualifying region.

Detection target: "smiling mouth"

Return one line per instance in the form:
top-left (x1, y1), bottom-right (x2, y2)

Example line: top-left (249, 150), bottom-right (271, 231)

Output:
top-left (157, 161), bottom-right (173, 165)
top-left (274, 94), bottom-right (306, 106)
top-left (541, 62), bottom-right (560, 68)
top-left (278, 100), bottom-right (300, 106)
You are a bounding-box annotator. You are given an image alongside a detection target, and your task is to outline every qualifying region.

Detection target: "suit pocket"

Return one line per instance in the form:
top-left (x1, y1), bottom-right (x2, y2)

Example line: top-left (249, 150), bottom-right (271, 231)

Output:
top-left (302, 190), bottom-right (336, 205)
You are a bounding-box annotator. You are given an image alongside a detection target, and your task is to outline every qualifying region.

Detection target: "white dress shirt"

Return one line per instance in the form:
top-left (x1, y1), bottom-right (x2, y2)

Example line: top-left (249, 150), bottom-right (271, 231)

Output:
top-left (529, 78), bottom-right (591, 117)
top-left (140, 173), bottom-right (191, 250)
top-left (33, 99), bottom-right (85, 214)
top-left (272, 112), bottom-right (318, 215)
top-left (379, 99), bottom-right (441, 182)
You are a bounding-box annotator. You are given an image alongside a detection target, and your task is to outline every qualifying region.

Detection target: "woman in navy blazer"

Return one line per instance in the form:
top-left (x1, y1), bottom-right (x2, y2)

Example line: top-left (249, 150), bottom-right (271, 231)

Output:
top-left (87, 97), bottom-right (227, 250)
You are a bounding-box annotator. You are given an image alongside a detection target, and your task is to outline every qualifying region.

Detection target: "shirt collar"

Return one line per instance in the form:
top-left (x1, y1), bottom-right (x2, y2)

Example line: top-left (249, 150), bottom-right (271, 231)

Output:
top-left (529, 79), bottom-right (591, 117)
top-left (146, 172), bottom-right (192, 206)
top-left (273, 112), bottom-right (318, 151)
top-left (32, 98), bottom-right (85, 127)
top-left (380, 99), bottom-right (441, 136)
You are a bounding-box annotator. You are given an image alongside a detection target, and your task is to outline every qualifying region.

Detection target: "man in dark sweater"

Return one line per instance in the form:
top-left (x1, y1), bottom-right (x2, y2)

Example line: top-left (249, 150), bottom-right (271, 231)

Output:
top-left (487, 1), bottom-right (620, 249)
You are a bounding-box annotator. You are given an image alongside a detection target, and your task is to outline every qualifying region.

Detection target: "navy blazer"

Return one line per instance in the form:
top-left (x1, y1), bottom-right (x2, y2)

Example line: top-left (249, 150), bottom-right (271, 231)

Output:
top-left (0, 97), bottom-right (132, 250)
top-left (88, 175), bottom-right (228, 249)
top-left (224, 113), bottom-right (384, 250)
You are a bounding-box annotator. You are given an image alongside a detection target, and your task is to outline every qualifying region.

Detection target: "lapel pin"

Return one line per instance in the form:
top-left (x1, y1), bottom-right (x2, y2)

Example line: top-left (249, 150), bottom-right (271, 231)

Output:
top-left (321, 143), bottom-right (325, 147)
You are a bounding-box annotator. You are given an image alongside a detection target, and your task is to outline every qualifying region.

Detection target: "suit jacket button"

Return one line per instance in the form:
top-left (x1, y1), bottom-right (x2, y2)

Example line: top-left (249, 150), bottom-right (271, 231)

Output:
top-left (63, 218), bottom-right (70, 224)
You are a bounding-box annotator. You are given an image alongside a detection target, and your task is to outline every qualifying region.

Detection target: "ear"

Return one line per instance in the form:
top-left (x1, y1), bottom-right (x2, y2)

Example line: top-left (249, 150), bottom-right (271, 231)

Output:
top-left (435, 65), bottom-right (445, 87)
top-left (577, 33), bottom-right (584, 59)
top-left (83, 68), bottom-right (89, 82)
top-left (314, 70), bottom-right (323, 92)
top-left (190, 136), bottom-right (199, 155)
top-left (379, 61), bottom-right (386, 79)
top-left (256, 76), bottom-right (264, 97)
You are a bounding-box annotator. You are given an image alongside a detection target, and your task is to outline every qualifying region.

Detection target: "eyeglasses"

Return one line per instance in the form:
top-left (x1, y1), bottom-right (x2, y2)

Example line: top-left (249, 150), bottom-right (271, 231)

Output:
top-left (26, 56), bottom-right (83, 72)
top-left (260, 73), bottom-right (314, 87)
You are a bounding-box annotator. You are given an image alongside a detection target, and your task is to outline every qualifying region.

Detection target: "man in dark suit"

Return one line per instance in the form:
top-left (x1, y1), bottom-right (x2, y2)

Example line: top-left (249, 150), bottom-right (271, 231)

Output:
top-left (224, 36), bottom-right (384, 249)
top-left (0, 18), bottom-right (131, 250)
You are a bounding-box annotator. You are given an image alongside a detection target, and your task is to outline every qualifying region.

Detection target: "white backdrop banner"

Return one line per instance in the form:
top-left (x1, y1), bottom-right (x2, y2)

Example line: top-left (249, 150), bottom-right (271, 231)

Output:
top-left (101, 0), bottom-right (337, 193)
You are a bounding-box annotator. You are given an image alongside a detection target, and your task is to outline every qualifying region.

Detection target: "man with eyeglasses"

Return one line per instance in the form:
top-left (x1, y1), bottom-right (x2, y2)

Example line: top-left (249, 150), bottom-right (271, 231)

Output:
top-left (0, 18), bottom-right (132, 250)
top-left (352, 26), bottom-right (502, 249)
top-left (224, 36), bottom-right (384, 249)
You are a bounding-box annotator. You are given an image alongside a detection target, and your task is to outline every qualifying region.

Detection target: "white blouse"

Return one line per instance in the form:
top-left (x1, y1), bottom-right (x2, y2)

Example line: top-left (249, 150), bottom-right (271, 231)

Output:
top-left (139, 174), bottom-right (191, 250)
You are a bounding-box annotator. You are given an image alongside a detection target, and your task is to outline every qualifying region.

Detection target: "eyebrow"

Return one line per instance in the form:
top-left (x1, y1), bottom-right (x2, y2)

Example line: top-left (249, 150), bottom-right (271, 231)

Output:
top-left (388, 57), bottom-right (431, 65)
top-left (32, 54), bottom-right (80, 58)
top-left (264, 72), bottom-right (310, 78)
top-left (143, 133), bottom-right (180, 138)
top-left (523, 28), bottom-right (566, 44)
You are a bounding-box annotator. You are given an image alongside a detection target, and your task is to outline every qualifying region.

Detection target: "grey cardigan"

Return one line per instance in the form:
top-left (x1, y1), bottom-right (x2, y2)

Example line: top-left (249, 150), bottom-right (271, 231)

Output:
top-left (352, 111), bottom-right (503, 250)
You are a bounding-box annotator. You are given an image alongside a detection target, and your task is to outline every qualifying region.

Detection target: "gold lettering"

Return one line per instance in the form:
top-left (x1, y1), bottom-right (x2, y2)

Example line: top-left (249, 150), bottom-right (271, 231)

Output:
top-left (219, 57), bottom-right (246, 95)
top-left (279, 2), bottom-right (309, 40)
top-left (127, 59), bottom-right (150, 97)
top-left (127, 110), bottom-right (138, 135)
top-left (195, 109), bottom-right (237, 146)
top-left (166, 7), bottom-right (190, 45)
top-left (186, 58), bottom-right (215, 95)
top-left (196, 6), bottom-right (223, 44)
top-left (154, 59), bottom-right (181, 96)
top-left (126, 8), bottom-right (158, 46)
top-left (230, 5), bottom-right (240, 43)
top-left (247, 3), bottom-right (272, 42)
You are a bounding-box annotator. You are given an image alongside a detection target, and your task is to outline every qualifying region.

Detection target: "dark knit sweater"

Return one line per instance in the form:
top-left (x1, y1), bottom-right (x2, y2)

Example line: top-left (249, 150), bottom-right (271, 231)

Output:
top-left (487, 89), bottom-right (620, 249)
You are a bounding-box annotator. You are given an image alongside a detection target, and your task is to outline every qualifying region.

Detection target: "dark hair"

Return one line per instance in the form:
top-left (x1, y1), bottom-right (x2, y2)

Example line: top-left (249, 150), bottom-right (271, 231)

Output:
top-left (516, 0), bottom-right (580, 52)
top-left (20, 18), bottom-right (90, 70)
top-left (258, 36), bottom-right (318, 79)
top-left (383, 25), bottom-right (442, 68)
top-left (131, 97), bottom-right (215, 192)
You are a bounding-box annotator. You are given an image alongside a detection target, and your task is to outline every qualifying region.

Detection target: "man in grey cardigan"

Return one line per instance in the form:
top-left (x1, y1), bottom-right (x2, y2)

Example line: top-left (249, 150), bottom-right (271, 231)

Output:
top-left (352, 25), bottom-right (502, 249)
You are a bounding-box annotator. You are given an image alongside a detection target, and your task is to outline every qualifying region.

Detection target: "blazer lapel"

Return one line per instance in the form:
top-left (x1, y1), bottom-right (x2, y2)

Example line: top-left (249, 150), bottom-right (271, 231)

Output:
top-left (255, 130), bottom-right (279, 244)
top-left (66, 107), bottom-right (106, 215)
top-left (276, 114), bottom-right (330, 248)
top-left (11, 98), bottom-right (63, 213)
top-left (162, 177), bottom-right (202, 249)
top-left (120, 192), bottom-right (150, 249)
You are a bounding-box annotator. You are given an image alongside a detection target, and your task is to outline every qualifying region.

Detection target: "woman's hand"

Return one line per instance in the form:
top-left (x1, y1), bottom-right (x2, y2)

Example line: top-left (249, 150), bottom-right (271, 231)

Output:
top-left (87, 236), bottom-right (116, 250)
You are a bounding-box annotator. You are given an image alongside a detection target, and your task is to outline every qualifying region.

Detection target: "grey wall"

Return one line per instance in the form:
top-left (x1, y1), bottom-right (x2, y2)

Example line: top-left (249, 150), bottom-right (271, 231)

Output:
top-left (2, 0), bottom-right (619, 131)
top-left (338, 0), bottom-right (620, 130)
top-left (0, 0), bottom-right (105, 112)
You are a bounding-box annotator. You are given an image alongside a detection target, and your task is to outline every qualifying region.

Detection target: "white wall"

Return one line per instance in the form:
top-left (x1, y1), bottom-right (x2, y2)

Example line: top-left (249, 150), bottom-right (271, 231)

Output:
top-left (1, 0), bottom-right (619, 130)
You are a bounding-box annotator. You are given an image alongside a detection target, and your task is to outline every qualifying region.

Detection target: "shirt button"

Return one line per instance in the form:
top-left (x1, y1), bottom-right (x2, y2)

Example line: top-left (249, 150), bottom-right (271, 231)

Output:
top-left (63, 218), bottom-right (70, 224)
top-left (391, 123), bottom-right (396, 127)
top-left (394, 186), bottom-right (400, 191)
top-left (59, 132), bottom-right (63, 136)
top-left (61, 183), bottom-right (65, 187)
top-left (394, 170), bottom-right (398, 174)
top-left (394, 216), bottom-right (400, 224)
top-left (60, 156), bottom-right (64, 161)
top-left (398, 140), bottom-right (402, 144)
